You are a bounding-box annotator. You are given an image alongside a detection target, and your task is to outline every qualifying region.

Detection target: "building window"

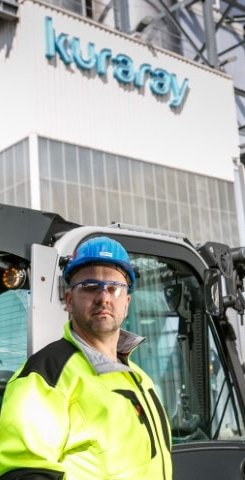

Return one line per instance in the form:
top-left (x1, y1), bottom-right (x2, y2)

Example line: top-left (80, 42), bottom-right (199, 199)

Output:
top-left (44, 0), bottom-right (93, 18)
top-left (38, 136), bottom-right (239, 247)
top-left (0, 139), bottom-right (30, 208)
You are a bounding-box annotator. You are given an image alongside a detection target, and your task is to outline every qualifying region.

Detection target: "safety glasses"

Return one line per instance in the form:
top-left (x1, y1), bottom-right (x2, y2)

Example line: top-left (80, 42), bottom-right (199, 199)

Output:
top-left (70, 279), bottom-right (129, 298)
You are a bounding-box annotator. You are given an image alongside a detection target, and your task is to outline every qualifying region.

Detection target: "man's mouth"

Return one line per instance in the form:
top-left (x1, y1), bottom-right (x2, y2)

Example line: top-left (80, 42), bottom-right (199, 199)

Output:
top-left (93, 309), bottom-right (112, 317)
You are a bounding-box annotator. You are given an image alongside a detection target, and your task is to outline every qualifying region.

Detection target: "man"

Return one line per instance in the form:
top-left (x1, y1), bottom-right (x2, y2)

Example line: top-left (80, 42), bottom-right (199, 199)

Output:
top-left (0, 236), bottom-right (172, 479)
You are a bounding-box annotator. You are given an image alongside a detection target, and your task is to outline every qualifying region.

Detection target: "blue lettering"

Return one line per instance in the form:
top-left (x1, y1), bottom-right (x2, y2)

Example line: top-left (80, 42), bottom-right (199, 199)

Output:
top-left (71, 39), bottom-right (97, 70)
top-left (169, 74), bottom-right (189, 108)
top-left (150, 69), bottom-right (171, 96)
top-left (45, 17), bottom-right (55, 59)
top-left (112, 54), bottom-right (135, 84)
top-left (44, 17), bottom-right (189, 109)
top-left (96, 48), bottom-right (112, 76)
top-left (134, 63), bottom-right (152, 88)
top-left (45, 17), bottom-right (72, 65)
top-left (55, 34), bottom-right (72, 65)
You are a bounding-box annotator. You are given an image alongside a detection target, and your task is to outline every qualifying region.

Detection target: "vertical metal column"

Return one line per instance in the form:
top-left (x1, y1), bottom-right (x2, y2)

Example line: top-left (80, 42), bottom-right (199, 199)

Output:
top-left (113, 0), bottom-right (130, 33)
top-left (29, 132), bottom-right (41, 210)
top-left (202, 0), bottom-right (219, 68)
top-left (233, 158), bottom-right (245, 245)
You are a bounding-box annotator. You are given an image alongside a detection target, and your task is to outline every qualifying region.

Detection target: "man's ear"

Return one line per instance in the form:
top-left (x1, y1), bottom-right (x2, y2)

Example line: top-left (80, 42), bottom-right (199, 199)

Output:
top-left (64, 289), bottom-right (73, 313)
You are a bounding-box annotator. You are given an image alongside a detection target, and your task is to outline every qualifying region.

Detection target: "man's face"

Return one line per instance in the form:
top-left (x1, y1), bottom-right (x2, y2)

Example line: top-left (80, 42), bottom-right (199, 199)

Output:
top-left (65, 264), bottom-right (131, 340)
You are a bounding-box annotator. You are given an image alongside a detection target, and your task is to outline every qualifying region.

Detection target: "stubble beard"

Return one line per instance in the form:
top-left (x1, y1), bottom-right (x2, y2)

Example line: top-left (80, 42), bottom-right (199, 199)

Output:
top-left (71, 308), bottom-right (121, 338)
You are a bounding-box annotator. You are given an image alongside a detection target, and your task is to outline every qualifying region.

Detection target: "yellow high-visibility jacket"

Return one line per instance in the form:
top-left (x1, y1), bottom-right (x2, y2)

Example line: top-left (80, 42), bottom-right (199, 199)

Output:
top-left (0, 322), bottom-right (172, 479)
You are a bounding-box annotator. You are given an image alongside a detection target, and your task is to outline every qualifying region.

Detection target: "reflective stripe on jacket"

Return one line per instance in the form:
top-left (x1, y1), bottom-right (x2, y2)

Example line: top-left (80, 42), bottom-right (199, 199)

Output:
top-left (0, 322), bottom-right (172, 480)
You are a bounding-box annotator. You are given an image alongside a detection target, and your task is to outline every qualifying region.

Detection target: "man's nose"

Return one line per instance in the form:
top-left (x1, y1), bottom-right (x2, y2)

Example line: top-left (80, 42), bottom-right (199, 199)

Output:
top-left (94, 286), bottom-right (110, 300)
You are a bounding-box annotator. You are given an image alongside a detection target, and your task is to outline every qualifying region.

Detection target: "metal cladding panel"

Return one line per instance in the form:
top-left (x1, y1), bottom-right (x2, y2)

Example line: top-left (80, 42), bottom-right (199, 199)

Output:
top-left (0, 0), bottom-right (240, 180)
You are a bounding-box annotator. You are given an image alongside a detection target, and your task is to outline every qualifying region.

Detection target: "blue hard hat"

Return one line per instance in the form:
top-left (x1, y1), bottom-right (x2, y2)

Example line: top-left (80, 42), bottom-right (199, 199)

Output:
top-left (63, 236), bottom-right (135, 291)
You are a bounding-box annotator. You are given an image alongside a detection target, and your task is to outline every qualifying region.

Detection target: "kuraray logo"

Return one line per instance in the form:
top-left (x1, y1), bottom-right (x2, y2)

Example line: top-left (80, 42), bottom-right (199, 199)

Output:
top-left (45, 16), bottom-right (189, 109)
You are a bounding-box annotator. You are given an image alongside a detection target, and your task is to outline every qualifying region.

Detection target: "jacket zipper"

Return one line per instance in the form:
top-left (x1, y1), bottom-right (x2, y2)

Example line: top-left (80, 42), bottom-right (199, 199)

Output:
top-left (129, 372), bottom-right (166, 480)
top-left (148, 388), bottom-right (171, 452)
top-left (113, 388), bottom-right (156, 458)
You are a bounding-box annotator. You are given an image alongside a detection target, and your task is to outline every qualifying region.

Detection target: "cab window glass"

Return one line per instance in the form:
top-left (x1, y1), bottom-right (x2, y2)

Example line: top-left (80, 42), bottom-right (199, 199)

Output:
top-left (0, 290), bottom-right (29, 404)
top-left (209, 329), bottom-right (245, 439)
top-left (125, 253), bottom-right (245, 443)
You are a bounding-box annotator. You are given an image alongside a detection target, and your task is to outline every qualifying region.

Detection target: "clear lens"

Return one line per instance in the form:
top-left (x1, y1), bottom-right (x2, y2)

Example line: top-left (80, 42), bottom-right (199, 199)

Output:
top-left (107, 285), bottom-right (121, 297)
top-left (81, 283), bottom-right (101, 294)
top-left (73, 280), bottom-right (128, 298)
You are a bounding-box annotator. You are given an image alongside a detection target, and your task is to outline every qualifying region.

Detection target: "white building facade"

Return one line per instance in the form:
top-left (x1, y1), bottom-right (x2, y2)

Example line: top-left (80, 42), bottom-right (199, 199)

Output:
top-left (0, 0), bottom-right (241, 246)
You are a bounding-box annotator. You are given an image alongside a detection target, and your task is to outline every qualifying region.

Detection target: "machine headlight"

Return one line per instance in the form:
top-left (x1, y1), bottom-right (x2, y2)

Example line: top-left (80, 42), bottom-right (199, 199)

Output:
top-left (2, 266), bottom-right (26, 289)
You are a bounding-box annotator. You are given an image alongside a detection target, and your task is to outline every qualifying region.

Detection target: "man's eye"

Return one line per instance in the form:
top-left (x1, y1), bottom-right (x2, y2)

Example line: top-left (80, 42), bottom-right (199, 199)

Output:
top-left (107, 285), bottom-right (118, 294)
top-left (83, 284), bottom-right (100, 292)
